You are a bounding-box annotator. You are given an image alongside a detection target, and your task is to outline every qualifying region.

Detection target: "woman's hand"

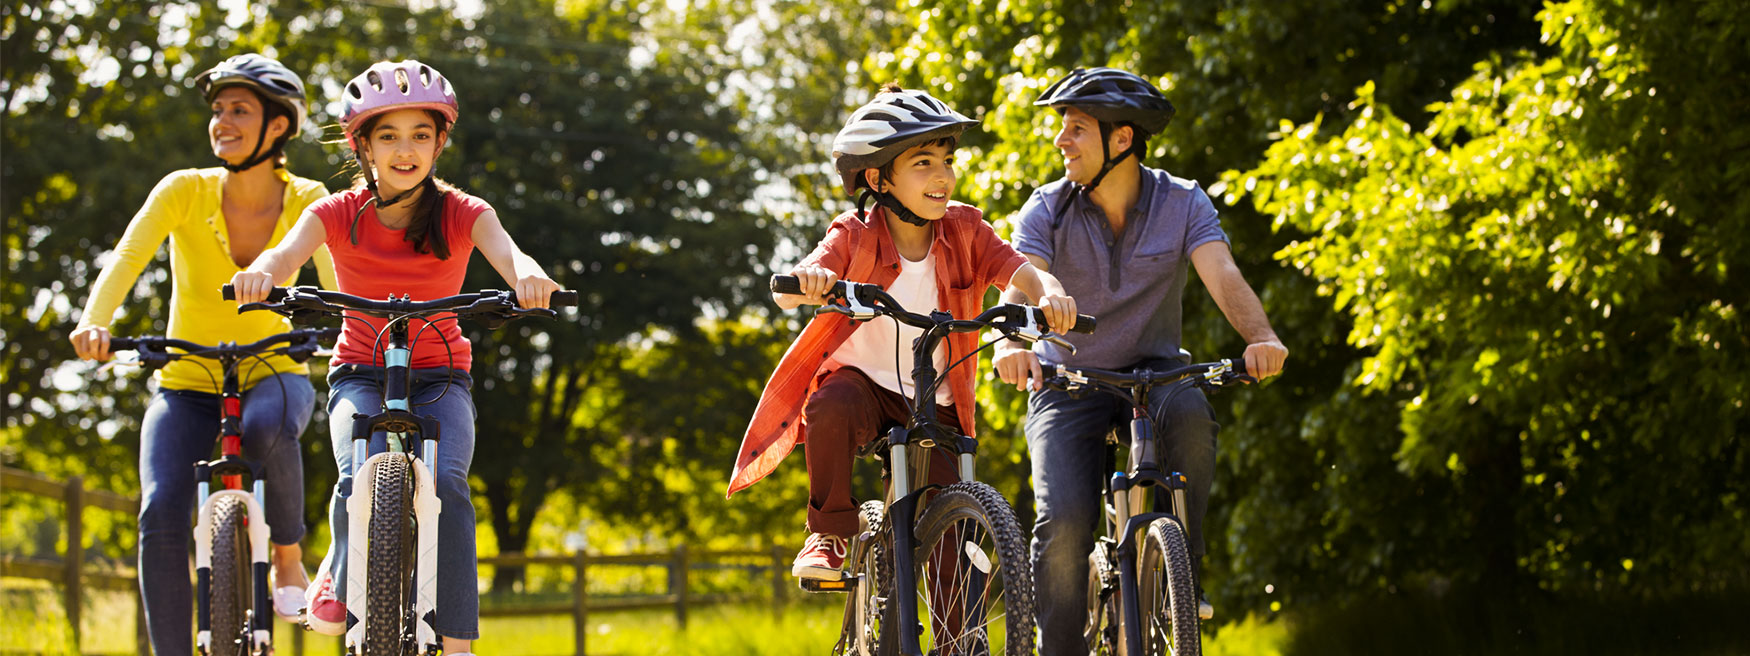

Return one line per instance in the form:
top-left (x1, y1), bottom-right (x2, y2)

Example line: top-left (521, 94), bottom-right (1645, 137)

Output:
top-left (70, 325), bottom-right (113, 361)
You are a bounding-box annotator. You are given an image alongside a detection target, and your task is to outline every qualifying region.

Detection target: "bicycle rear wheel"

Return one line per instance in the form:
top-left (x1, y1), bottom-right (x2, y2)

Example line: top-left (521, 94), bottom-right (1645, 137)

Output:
top-left (850, 500), bottom-right (892, 656)
top-left (208, 495), bottom-right (251, 656)
top-left (1137, 517), bottom-right (1200, 655)
top-left (909, 481), bottom-right (1036, 655)
top-left (365, 455), bottom-right (416, 656)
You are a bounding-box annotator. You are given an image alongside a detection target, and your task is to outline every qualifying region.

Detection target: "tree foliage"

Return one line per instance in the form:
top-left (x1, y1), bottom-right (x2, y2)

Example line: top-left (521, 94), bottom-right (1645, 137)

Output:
top-left (1229, 0), bottom-right (1748, 601)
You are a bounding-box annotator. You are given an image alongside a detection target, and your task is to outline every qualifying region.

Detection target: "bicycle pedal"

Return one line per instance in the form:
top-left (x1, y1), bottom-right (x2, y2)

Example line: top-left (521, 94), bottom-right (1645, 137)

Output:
top-left (799, 575), bottom-right (856, 593)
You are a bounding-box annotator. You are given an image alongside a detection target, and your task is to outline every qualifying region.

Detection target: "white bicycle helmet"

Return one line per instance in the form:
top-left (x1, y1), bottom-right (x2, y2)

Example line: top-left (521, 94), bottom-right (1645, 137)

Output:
top-left (832, 88), bottom-right (977, 195)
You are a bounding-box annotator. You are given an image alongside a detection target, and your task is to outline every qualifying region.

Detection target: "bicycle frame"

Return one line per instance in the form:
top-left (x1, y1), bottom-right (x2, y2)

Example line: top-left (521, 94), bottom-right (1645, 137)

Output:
top-left (343, 316), bottom-right (444, 655)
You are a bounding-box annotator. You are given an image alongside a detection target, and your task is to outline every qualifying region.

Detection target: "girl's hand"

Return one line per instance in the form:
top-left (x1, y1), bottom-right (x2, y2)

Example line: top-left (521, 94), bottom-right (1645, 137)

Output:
top-left (515, 274), bottom-right (562, 309)
top-left (70, 325), bottom-right (113, 362)
top-left (229, 270), bottom-right (276, 305)
top-left (792, 265), bottom-right (839, 306)
top-left (1038, 292), bottom-right (1077, 335)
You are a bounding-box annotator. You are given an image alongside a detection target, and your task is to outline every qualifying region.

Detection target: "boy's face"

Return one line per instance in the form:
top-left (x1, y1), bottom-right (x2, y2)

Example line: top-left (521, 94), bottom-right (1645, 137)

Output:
top-left (865, 141), bottom-right (957, 221)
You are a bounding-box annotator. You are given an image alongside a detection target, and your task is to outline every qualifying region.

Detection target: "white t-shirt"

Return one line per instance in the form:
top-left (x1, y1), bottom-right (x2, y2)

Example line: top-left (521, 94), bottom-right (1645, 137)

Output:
top-left (832, 251), bottom-right (953, 405)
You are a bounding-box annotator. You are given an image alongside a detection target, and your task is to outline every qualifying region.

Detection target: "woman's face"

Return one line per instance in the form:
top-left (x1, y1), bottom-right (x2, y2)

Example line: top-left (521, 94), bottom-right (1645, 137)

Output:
top-left (208, 86), bottom-right (286, 165)
top-left (361, 108), bottom-right (445, 196)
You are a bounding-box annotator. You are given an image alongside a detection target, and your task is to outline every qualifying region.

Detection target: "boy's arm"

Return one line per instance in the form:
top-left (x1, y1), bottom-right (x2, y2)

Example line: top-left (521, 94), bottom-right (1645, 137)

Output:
top-left (1006, 261), bottom-right (1076, 335)
top-left (773, 219), bottom-right (853, 308)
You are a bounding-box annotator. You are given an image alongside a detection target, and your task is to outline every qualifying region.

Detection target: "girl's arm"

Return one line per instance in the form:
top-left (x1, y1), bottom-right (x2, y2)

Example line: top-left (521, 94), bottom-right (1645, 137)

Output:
top-left (472, 209), bottom-right (560, 309)
top-left (230, 210), bottom-right (328, 303)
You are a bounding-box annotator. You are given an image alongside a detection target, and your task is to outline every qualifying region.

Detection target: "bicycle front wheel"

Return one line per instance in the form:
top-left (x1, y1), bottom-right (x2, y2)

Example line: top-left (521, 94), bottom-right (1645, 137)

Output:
top-left (850, 499), bottom-right (891, 656)
top-left (909, 481), bottom-right (1036, 655)
top-left (365, 455), bottom-right (416, 655)
top-left (208, 495), bottom-right (251, 656)
top-left (1137, 517), bottom-right (1200, 655)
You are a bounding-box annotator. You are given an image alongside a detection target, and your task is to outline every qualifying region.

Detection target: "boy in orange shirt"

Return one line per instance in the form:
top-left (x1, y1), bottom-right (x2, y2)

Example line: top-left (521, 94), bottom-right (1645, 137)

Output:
top-left (726, 85), bottom-right (1078, 579)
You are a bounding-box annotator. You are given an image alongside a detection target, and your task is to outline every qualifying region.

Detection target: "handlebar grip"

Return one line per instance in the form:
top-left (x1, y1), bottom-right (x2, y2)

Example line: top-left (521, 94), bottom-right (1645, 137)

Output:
top-left (770, 275), bottom-right (801, 295)
top-left (221, 284), bottom-right (288, 302)
top-left (108, 337), bottom-right (138, 352)
top-left (1230, 358), bottom-right (1248, 376)
top-left (1071, 314), bottom-right (1097, 334)
top-left (770, 275), bottom-right (847, 298)
top-left (550, 290), bottom-right (579, 308)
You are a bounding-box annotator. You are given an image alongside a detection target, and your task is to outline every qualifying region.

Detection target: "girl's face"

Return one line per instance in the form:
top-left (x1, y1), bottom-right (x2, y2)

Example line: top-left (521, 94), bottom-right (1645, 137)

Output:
top-left (361, 108), bottom-right (445, 195)
top-left (208, 87), bottom-right (286, 164)
top-left (865, 141), bottom-right (957, 221)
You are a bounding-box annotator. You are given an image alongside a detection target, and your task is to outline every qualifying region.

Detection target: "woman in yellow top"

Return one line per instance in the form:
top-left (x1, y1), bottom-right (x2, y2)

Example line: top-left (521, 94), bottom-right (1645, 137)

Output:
top-left (68, 53), bottom-right (336, 656)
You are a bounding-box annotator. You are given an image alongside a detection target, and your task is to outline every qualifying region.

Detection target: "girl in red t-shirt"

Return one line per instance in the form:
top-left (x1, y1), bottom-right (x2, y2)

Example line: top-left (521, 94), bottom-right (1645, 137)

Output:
top-left (232, 60), bottom-right (559, 654)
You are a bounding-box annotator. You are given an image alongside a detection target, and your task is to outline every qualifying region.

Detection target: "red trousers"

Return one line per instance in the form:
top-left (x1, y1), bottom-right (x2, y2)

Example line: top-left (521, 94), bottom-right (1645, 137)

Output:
top-left (802, 366), bottom-right (960, 537)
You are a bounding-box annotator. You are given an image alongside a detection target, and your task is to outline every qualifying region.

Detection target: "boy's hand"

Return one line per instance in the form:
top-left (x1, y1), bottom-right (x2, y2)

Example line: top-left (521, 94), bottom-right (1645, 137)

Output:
top-left (994, 344), bottom-right (1043, 391)
top-left (515, 274), bottom-right (562, 309)
top-left (1039, 292), bottom-right (1077, 335)
top-left (792, 265), bottom-right (839, 306)
top-left (229, 270), bottom-right (276, 305)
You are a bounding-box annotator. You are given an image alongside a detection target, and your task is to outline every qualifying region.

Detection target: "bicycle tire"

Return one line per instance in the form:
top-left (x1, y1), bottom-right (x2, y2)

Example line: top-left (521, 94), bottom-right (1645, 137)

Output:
top-left (909, 481), bottom-right (1036, 655)
top-left (1137, 517), bottom-right (1200, 655)
top-left (208, 495), bottom-right (251, 656)
top-left (850, 499), bottom-right (892, 656)
top-left (365, 455), bottom-right (416, 655)
top-left (1085, 539), bottom-right (1120, 655)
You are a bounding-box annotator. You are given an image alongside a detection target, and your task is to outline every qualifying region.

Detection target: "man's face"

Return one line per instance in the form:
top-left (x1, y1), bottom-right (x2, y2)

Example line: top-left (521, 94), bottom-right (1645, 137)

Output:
top-left (1052, 106), bottom-right (1124, 185)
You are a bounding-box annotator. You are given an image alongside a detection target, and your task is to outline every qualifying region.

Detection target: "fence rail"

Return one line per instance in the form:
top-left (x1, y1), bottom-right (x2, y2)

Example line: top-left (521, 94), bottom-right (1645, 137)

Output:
top-left (3, 466), bottom-right (797, 656)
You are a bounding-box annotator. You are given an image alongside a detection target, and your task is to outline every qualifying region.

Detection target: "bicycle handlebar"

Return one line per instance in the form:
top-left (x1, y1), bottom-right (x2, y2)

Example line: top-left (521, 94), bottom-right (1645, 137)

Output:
top-left (770, 274), bottom-right (1097, 335)
top-left (222, 285), bottom-right (578, 328)
top-left (1040, 359), bottom-right (1254, 393)
top-left (108, 327), bottom-right (342, 369)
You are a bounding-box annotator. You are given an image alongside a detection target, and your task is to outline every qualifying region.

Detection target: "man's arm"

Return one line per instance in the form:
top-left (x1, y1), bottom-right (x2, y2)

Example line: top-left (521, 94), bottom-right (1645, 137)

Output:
top-left (1190, 241), bottom-right (1287, 378)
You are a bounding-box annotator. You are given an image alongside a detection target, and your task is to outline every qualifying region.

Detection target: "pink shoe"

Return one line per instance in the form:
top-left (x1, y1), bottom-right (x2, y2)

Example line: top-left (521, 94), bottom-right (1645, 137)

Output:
top-left (302, 570), bottom-right (346, 636)
top-left (790, 533), bottom-right (849, 581)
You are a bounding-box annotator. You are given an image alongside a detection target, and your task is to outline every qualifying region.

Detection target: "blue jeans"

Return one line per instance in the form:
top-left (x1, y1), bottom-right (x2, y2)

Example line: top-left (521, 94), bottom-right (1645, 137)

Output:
top-left (322, 364), bottom-right (479, 640)
top-left (1025, 369), bottom-right (1219, 656)
top-left (138, 373), bottom-right (314, 656)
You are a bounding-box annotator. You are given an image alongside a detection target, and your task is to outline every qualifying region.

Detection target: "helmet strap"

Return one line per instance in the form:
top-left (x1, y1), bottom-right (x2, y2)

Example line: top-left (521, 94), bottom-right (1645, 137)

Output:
top-left (349, 149), bottom-right (427, 245)
top-left (854, 178), bottom-right (931, 228)
top-left (220, 118), bottom-right (282, 173)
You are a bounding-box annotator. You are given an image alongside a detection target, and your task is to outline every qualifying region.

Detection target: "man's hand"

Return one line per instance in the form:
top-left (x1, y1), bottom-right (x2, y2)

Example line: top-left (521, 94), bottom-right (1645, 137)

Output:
top-left (995, 345), bottom-right (1044, 391)
top-left (1243, 339), bottom-right (1288, 380)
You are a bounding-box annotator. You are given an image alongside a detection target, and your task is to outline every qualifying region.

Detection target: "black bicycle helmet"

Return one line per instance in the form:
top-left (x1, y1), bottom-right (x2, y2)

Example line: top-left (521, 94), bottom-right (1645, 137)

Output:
top-left (1034, 67), bottom-right (1175, 135)
top-left (195, 54), bottom-right (308, 171)
top-left (1036, 68), bottom-right (1175, 221)
top-left (831, 87), bottom-right (978, 227)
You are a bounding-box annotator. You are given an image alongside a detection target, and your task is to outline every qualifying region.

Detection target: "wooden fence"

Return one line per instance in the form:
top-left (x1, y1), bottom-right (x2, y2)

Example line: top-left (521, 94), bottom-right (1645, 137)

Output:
top-left (1, 466), bottom-right (795, 656)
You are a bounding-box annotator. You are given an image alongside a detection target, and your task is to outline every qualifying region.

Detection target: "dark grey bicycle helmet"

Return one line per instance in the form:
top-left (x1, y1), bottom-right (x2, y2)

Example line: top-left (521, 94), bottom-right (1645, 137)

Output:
top-left (1034, 67), bottom-right (1174, 135)
top-left (831, 87), bottom-right (977, 226)
top-left (195, 54), bottom-right (308, 171)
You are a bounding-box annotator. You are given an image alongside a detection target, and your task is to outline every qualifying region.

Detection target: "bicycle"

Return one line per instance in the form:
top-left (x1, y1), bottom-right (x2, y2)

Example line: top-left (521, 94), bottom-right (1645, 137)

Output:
top-left (772, 274), bottom-right (1094, 656)
top-left (224, 284), bottom-right (574, 656)
top-left (1035, 359), bottom-right (1253, 656)
top-left (106, 327), bottom-right (339, 656)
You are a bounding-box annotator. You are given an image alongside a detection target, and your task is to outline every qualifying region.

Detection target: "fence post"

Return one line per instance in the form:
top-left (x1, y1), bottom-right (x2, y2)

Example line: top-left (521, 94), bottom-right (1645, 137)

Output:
top-left (770, 543), bottom-right (785, 617)
top-left (573, 550), bottom-right (588, 656)
top-left (64, 475), bottom-right (84, 651)
top-left (670, 545), bottom-right (688, 629)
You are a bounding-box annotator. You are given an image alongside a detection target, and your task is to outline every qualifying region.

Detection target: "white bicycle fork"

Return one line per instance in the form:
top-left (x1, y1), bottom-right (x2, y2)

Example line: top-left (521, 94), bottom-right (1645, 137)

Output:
top-left (193, 484), bottom-right (272, 654)
top-left (344, 435), bottom-right (443, 654)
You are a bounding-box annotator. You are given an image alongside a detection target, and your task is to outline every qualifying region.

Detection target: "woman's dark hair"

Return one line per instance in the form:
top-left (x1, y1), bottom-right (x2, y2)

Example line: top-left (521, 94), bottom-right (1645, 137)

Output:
top-left (348, 109), bottom-right (456, 259)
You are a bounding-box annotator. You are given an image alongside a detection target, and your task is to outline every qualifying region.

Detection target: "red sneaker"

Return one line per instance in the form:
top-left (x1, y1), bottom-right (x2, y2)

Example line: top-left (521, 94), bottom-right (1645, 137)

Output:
top-left (791, 533), bottom-right (849, 581)
top-left (303, 569), bottom-right (346, 636)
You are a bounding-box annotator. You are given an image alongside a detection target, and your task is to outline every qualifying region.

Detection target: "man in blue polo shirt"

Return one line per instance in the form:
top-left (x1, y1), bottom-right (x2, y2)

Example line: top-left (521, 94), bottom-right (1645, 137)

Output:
top-left (995, 68), bottom-right (1288, 654)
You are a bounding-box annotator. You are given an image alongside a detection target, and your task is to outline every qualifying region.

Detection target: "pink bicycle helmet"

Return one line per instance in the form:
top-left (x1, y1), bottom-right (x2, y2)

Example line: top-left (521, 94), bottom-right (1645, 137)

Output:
top-left (340, 60), bottom-right (459, 149)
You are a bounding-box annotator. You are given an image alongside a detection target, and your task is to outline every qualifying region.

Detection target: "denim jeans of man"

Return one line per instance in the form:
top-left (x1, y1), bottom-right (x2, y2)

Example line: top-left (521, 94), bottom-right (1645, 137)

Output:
top-left (138, 373), bottom-right (314, 656)
top-left (322, 363), bottom-right (479, 640)
top-left (1026, 370), bottom-right (1219, 655)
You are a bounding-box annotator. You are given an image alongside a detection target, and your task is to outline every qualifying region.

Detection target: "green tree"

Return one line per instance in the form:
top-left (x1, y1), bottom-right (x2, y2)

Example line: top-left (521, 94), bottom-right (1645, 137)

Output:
top-left (1228, 0), bottom-right (1748, 605)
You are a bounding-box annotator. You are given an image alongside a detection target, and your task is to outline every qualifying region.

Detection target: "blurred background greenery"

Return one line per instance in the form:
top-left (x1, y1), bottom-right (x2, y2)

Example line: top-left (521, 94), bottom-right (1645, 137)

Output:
top-left (3, 0), bottom-right (1745, 653)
